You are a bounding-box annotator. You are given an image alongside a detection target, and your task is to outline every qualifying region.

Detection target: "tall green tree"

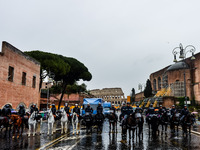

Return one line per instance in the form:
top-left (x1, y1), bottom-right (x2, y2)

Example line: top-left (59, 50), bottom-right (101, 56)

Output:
top-left (56, 56), bottom-right (92, 109)
top-left (144, 79), bottom-right (152, 98)
top-left (50, 82), bottom-right (87, 95)
top-left (25, 51), bottom-right (70, 91)
top-left (25, 51), bottom-right (92, 109)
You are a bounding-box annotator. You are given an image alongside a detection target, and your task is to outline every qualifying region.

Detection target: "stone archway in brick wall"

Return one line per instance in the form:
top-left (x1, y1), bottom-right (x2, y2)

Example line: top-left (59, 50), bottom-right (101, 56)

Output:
top-left (1, 103), bottom-right (12, 109)
top-left (16, 102), bottom-right (27, 110)
top-left (28, 102), bottom-right (39, 109)
top-left (29, 103), bottom-right (34, 109)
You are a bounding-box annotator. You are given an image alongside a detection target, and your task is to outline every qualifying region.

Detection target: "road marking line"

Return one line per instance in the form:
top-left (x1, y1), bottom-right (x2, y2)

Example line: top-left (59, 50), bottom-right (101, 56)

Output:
top-left (47, 134), bottom-right (87, 150)
top-left (67, 135), bottom-right (87, 150)
top-left (45, 138), bottom-right (67, 150)
top-left (37, 133), bottom-right (70, 150)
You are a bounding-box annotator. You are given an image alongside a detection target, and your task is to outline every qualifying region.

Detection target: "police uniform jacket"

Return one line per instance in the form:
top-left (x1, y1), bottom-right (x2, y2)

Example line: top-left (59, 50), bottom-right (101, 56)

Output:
top-left (18, 108), bottom-right (25, 117)
top-left (159, 108), bottom-right (165, 115)
top-left (85, 106), bottom-right (93, 113)
top-left (97, 105), bottom-right (103, 113)
top-left (64, 106), bottom-right (70, 114)
top-left (135, 107), bottom-right (143, 113)
top-left (30, 106), bottom-right (39, 114)
top-left (51, 107), bottom-right (57, 115)
top-left (2, 108), bottom-right (11, 116)
top-left (125, 106), bottom-right (133, 115)
top-left (121, 106), bottom-right (126, 115)
top-left (147, 107), bottom-right (154, 114)
top-left (170, 108), bottom-right (176, 116)
top-left (181, 108), bottom-right (189, 116)
top-left (73, 107), bottom-right (80, 115)
top-left (110, 107), bottom-right (116, 114)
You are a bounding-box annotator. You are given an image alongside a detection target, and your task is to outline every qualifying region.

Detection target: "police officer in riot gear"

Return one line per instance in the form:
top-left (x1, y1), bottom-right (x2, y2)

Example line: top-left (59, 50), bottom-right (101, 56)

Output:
top-left (135, 104), bottom-right (143, 122)
top-left (135, 104), bottom-right (143, 113)
top-left (2, 104), bottom-right (11, 119)
top-left (125, 102), bottom-right (133, 116)
top-left (30, 104), bottom-right (39, 114)
top-left (64, 103), bottom-right (70, 114)
top-left (158, 105), bottom-right (165, 117)
top-left (18, 105), bottom-right (26, 131)
top-left (85, 103), bottom-right (93, 114)
top-left (146, 104), bottom-right (154, 115)
top-left (110, 104), bottom-right (116, 113)
top-left (97, 102), bottom-right (103, 114)
top-left (64, 103), bottom-right (71, 121)
top-left (73, 104), bottom-right (80, 116)
top-left (120, 102), bottom-right (126, 122)
top-left (85, 103), bottom-right (93, 121)
top-left (146, 104), bottom-right (154, 122)
top-left (110, 104), bottom-right (118, 121)
top-left (18, 105), bottom-right (25, 118)
top-left (121, 102), bottom-right (133, 125)
top-left (180, 105), bottom-right (189, 123)
top-left (51, 104), bottom-right (57, 115)
top-left (170, 105), bottom-right (176, 117)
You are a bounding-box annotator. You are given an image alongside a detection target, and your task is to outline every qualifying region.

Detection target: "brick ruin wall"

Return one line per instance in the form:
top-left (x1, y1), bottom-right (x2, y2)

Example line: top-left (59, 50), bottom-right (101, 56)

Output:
top-left (0, 42), bottom-right (40, 109)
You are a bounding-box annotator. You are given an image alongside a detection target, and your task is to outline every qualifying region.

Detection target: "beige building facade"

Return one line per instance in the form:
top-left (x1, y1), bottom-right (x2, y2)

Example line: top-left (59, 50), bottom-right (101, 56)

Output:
top-left (90, 88), bottom-right (126, 105)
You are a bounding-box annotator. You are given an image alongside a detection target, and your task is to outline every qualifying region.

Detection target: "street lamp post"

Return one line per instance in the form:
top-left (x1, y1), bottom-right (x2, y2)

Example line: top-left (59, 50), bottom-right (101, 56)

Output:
top-left (46, 79), bottom-right (50, 110)
top-left (172, 43), bottom-right (196, 106)
top-left (46, 70), bottom-right (55, 110)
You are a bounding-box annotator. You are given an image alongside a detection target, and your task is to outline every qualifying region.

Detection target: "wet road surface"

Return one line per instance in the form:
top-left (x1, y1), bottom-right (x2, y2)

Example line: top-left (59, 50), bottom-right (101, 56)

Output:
top-left (1, 114), bottom-right (200, 150)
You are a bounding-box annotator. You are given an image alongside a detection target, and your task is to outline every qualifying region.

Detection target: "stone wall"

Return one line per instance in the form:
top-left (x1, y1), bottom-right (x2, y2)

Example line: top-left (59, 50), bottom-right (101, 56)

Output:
top-left (0, 41), bottom-right (40, 109)
top-left (162, 97), bottom-right (176, 108)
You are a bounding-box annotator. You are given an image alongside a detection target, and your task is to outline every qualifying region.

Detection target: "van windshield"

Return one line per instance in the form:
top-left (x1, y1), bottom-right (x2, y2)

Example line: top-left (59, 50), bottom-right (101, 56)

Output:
top-left (104, 108), bottom-right (110, 111)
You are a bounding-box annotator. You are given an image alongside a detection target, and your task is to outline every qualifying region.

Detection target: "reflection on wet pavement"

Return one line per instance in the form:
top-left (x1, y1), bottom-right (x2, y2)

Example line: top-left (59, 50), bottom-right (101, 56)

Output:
top-left (0, 115), bottom-right (200, 150)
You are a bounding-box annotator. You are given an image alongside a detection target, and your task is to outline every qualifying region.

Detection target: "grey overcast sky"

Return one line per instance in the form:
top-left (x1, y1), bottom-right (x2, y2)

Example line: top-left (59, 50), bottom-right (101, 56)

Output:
top-left (1, 0), bottom-right (200, 97)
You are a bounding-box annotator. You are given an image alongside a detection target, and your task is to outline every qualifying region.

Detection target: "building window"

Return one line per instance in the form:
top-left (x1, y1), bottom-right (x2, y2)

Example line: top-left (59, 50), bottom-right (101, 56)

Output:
top-left (22, 72), bottom-right (26, 85)
top-left (32, 76), bottom-right (36, 88)
top-left (8, 66), bottom-right (14, 82)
